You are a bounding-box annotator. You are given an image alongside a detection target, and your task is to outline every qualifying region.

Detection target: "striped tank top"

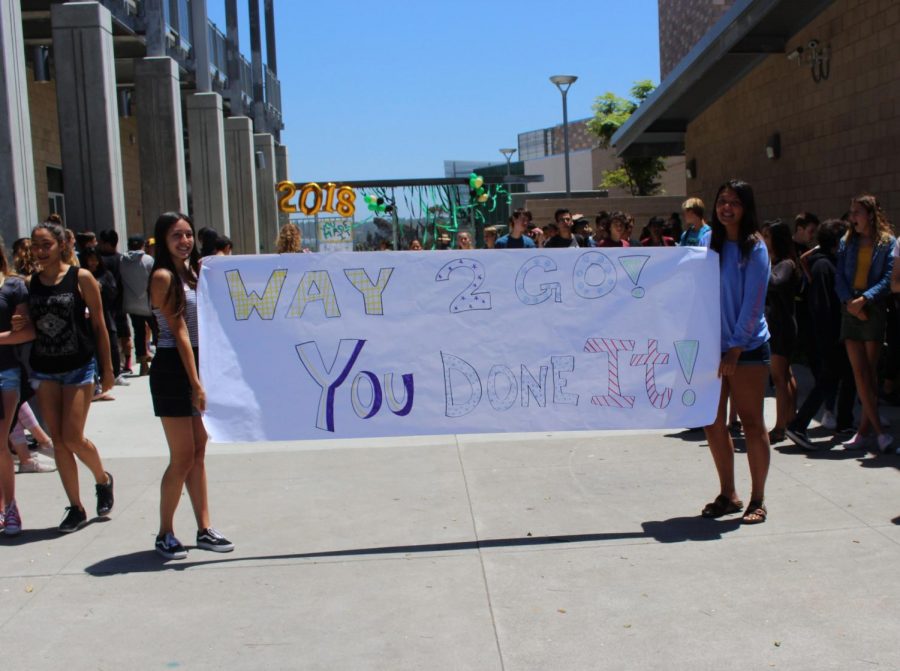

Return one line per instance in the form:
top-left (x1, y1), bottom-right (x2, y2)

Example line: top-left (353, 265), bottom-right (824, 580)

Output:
top-left (153, 281), bottom-right (199, 348)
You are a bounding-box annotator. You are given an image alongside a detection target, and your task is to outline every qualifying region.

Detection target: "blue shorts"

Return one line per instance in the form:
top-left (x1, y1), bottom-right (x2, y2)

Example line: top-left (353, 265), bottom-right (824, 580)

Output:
top-left (0, 366), bottom-right (21, 392)
top-left (30, 360), bottom-right (96, 387)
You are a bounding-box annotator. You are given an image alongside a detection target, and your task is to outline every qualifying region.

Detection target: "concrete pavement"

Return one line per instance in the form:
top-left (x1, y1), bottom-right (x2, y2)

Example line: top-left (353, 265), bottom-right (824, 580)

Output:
top-left (2, 371), bottom-right (899, 670)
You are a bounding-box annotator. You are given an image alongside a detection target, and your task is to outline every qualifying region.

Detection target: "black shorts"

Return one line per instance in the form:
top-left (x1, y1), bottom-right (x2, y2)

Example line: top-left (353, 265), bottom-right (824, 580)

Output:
top-left (149, 347), bottom-right (199, 417)
top-left (734, 342), bottom-right (771, 366)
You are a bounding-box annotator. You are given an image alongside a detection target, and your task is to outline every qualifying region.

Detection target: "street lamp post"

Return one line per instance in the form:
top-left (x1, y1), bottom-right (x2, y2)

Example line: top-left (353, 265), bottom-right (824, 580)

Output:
top-left (549, 74), bottom-right (577, 198)
top-left (499, 147), bottom-right (517, 176)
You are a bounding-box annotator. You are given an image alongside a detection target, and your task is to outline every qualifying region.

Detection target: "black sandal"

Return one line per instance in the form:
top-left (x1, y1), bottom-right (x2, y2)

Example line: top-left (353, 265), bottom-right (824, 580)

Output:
top-left (742, 500), bottom-right (767, 524)
top-left (701, 495), bottom-right (744, 518)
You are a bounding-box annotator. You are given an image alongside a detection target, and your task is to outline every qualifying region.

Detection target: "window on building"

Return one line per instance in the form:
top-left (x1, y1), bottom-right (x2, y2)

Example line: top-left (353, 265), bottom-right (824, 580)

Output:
top-left (518, 129), bottom-right (553, 161)
top-left (47, 166), bottom-right (65, 221)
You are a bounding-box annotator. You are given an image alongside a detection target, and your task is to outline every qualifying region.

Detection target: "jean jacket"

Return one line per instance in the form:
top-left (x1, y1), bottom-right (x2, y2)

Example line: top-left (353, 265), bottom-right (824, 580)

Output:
top-left (835, 235), bottom-right (896, 303)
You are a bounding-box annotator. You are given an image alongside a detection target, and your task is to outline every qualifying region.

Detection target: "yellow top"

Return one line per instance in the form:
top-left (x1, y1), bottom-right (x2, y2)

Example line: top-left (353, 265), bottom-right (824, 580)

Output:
top-left (853, 244), bottom-right (874, 291)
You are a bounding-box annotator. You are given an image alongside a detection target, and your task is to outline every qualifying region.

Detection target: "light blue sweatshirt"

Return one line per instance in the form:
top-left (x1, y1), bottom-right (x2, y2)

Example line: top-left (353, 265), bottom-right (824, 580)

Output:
top-left (719, 239), bottom-right (770, 352)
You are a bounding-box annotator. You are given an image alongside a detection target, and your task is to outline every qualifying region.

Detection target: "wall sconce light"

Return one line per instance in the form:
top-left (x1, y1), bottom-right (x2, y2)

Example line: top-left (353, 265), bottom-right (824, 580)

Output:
top-left (32, 45), bottom-right (51, 82)
top-left (766, 133), bottom-right (781, 160)
top-left (786, 39), bottom-right (830, 83)
top-left (117, 88), bottom-right (132, 117)
top-left (685, 158), bottom-right (697, 180)
top-left (255, 150), bottom-right (266, 170)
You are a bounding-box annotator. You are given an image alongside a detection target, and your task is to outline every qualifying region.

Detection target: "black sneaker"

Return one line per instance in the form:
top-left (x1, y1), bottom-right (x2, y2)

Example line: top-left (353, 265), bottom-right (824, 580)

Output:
top-left (785, 426), bottom-right (814, 450)
top-left (58, 506), bottom-right (87, 533)
top-left (155, 532), bottom-right (188, 560)
top-left (96, 472), bottom-right (114, 516)
top-left (196, 527), bottom-right (234, 553)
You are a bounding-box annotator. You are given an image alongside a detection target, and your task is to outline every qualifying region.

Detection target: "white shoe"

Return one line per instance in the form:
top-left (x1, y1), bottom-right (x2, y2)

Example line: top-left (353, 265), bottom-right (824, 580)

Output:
top-left (841, 432), bottom-right (870, 450)
top-left (876, 433), bottom-right (894, 454)
top-left (114, 375), bottom-right (130, 386)
top-left (820, 410), bottom-right (837, 430)
top-left (18, 454), bottom-right (57, 473)
top-left (34, 443), bottom-right (55, 459)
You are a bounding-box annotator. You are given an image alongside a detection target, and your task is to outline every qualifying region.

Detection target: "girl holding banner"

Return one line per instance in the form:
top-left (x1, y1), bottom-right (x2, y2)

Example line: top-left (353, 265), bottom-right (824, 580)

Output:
top-left (150, 213), bottom-right (233, 560)
top-left (702, 180), bottom-right (772, 525)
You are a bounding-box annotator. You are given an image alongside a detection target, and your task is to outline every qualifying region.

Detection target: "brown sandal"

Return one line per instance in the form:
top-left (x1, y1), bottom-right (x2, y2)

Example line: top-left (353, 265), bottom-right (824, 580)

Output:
top-left (742, 500), bottom-right (767, 524)
top-left (701, 495), bottom-right (744, 518)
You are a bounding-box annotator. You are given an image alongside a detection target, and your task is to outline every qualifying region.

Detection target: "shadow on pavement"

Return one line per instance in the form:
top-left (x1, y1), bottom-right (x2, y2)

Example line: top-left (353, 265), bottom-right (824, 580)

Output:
top-left (3, 517), bottom-right (110, 545)
top-left (663, 429), bottom-right (706, 443)
top-left (84, 515), bottom-right (741, 576)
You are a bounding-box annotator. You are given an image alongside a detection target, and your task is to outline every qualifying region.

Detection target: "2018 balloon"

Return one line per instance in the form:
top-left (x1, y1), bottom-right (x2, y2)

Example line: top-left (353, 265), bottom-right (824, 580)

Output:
top-left (278, 181), bottom-right (357, 218)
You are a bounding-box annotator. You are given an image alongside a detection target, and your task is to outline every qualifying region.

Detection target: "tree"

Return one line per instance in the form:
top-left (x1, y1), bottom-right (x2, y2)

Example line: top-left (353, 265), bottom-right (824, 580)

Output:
top-left (587, 80), bottom-right (666, 197)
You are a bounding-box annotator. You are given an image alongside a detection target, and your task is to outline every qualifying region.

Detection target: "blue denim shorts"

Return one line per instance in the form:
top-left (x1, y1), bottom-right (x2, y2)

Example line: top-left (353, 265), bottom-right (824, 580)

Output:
top-left (0, 366), bottom-right (21, 392)
top-left (30, 359), bottom-right (96, 387)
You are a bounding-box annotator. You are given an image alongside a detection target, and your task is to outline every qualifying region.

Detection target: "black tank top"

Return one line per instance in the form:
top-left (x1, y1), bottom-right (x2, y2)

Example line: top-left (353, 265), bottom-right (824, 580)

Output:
top-left (29, 266), bottom-right (95, 373)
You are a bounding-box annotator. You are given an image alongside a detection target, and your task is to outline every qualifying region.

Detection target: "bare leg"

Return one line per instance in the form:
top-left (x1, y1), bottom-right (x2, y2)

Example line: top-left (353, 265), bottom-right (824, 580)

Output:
top-left (36, 381), bottom-right (82, 507)
top-left (846, 340), bottom-right (883, 435)
top-left (0, 390), bottom-right (19, 509)
top-left (159, 416), bottom-right (210, 536)
top-left (730, 365), bottom-right (771, 507)
top-left (61, 384), bottom-right (108, 483)
top-left (184, 415), bottom-right (211, 531)
top-left (770, 354), bottom-right (795, 433)
top-left (704, 380), bottom-right (739, 503)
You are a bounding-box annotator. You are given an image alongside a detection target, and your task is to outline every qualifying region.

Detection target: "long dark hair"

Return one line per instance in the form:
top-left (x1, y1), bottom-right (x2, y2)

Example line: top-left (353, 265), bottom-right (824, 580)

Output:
top-left (79, 247), bottom-right (108, 278)
top-left (151, 212), bottom-right (199, 316)
top-left (764, 221), bottom-right (796, 265)
top-left (710, 179), bottom-right (762, 260)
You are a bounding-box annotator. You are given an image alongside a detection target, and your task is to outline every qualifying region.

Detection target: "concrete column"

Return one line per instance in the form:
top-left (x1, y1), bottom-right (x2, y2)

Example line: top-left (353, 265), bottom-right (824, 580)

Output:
top-left (190, 0), bottom-right (211, 92)
top-left (224, 117), bottom-right (258, 254)
top-left (248, 0), bottom-right (266, 132)
top-left (224, 0), bottom-right (243, 115)
top-left (135, 56), bottom-right (188, 223)
top-left (51, 1), bottom-right (127, 238)
top-left (187, 92), bottom-right (229, 236)
top-left (264, 0), bottom-right (278, 76)
top-left (143, 0), bottom-right (165, 57)
top-left (254, 133), bottom-right (277, 254)
top-left (274, 143), bottom-right (289, 227)
top-left (0, 0), bottom-right (38, 242)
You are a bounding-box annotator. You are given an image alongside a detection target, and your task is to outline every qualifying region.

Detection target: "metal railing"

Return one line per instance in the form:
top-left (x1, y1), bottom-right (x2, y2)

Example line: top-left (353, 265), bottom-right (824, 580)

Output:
top-left (264, 65), bottom-right (282, 123)
top-left (207, 20), bottom-right (228, 87)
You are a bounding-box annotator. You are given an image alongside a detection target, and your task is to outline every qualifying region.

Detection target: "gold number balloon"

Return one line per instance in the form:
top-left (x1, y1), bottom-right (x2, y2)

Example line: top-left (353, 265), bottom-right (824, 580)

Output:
top-left (322, 182), bottom-right (337, 213)
top-left (335, 186), bottom-right (356, 218)
top-left (276, 181), bottom-right (298, 213)
top-left (299, 182), bottom-right (323, 216)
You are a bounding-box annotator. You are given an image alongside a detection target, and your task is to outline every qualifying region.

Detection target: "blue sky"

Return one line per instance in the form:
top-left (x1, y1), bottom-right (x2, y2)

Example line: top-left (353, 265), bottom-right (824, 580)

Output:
top-left (207, 1), bottom-right (661, 182)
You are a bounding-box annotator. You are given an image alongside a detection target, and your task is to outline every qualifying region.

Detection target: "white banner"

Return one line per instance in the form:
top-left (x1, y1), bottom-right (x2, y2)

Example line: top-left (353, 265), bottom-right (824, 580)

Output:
top-left (198, 248), bottom-right (721, 442)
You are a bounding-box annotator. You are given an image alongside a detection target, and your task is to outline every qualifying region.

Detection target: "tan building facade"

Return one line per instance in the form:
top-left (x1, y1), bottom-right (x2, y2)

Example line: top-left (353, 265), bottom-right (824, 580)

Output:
top-left (685, 0), bottom-right (900, 222)
top-left (615, 0), bottom-right (897, 225)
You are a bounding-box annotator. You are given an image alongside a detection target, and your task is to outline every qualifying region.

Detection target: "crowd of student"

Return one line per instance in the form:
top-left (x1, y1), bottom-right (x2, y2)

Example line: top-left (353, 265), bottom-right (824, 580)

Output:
top-left (1, 185), bottom-right (896, 544)
top-left (401, 201), bottom-right (708, 252)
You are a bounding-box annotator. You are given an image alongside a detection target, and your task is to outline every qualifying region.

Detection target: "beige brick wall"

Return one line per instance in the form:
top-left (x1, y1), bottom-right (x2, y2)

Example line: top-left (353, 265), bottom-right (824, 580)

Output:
top-left (685, 0), bottom-right (900, 226)
top-left (26, 65), bottom-right (61, 226)
top-left (659, 0), bottom-right (735, 80)
top-left (27, 66), bottom-right (143, 236)
top-left (119, 116), bottom-right (144, 236)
